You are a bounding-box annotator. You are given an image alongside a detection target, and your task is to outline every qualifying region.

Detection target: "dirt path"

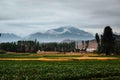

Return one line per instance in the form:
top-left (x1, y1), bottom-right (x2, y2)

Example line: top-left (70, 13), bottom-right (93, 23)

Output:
top-left (0, 57), bottom-right (119, 61)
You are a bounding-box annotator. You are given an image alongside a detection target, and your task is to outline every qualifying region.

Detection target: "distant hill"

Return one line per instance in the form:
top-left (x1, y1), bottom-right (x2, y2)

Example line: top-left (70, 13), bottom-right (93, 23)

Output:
top-left (61, 39), bottom-right (75, 43)
top-left (0, 33), bottom-right (21, 42)
top-left (27, 26), bottom-right (94, 42)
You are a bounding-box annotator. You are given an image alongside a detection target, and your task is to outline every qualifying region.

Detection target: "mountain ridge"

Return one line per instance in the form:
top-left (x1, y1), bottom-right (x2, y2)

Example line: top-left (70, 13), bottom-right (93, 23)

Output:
top-left (0, 26), bottom-right (95, 42)
top-left (27, 26), bottom-right (94, 42)
top-left (0, 33), bottom-right (21, 42)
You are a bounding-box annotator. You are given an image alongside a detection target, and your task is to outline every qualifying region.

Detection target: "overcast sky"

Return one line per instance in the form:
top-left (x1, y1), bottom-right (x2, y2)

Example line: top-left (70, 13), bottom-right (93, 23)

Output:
top-left (0, 0), bottom-right (120, 36)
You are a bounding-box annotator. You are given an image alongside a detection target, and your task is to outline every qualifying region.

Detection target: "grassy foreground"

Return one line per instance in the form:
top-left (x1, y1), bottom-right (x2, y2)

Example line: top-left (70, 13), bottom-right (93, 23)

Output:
top-left (0, 60), bottom-right (120, 80)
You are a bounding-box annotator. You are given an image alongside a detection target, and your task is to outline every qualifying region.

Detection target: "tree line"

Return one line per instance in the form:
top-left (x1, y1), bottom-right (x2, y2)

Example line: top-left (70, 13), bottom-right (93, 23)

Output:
top-left (0, 40), bottom-right (75, 53)
top-left (75, 40), bottom-right (89, 52)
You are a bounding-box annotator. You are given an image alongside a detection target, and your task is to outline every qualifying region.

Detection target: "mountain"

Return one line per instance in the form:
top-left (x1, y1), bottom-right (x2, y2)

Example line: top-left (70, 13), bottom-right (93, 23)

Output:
top-left (27, 26), bottom-right (94, 42)
top-left (0, 33), bottom-right (21, 42)
top-left (0, 27), bottom-right (94, 42)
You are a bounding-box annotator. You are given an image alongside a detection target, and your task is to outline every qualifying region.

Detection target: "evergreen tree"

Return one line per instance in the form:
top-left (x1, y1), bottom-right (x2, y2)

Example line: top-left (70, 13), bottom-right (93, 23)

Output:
top-left (100, 26), bottom-right (115, 55)
top-left (95, 33), bottom-right (100, 52)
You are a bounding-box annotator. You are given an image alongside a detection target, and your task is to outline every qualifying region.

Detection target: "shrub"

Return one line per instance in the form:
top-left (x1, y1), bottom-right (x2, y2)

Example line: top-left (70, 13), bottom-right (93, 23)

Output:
top-left (0, 50), bottom-right (6, 54)
top-left (93, 50), bottom-right (99, 54)
top-left (114, 41), bottom-right (120, 55)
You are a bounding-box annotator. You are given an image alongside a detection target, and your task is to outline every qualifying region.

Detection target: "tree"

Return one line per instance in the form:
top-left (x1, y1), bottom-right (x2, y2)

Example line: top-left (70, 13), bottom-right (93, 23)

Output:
top-left (81, 41), bottom-right (85, 51)
top-left (95, 33), bottom-right (100, 51)
top-left (84, 40), bottom-right (89, 51)
top-left (0, 33), bottom-right (1, 44)
top-left (100, 26), bottom-right (115, 55)
top-left (0, 33), bottom-right (1, 48)
top-left (114, 40), bottom-right (120, 55)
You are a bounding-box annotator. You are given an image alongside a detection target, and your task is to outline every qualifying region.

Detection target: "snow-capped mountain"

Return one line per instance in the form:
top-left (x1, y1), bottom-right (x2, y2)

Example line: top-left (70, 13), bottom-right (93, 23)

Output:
top-left (0, 27), bottom-right (95, 42)
top-left (27, 27), bottom-right (94, 42)
top-left (46, 27), bottom-right (71, 35)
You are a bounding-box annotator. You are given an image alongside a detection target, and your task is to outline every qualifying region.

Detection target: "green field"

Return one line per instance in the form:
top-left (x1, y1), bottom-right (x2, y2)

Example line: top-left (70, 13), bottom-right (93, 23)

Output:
top-left (0, 53), bottom-right (120, 80)
top-left (0, 60), bottom-right (120, 80)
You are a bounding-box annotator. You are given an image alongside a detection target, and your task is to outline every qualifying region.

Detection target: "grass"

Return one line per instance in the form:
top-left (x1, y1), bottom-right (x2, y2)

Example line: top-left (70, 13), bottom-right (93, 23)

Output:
top-left (0, 53), bottom-right (41, 58)
top-left (0, 53), bottom-right (120, 59)
top-left (0, 53), bottom-right (84, 58)
top-left (0, 60), bottom-right (120, 80)
top-left (0, 53), bottom-right (120, 61)
top-left (88, 55), bottom-right (120, 58)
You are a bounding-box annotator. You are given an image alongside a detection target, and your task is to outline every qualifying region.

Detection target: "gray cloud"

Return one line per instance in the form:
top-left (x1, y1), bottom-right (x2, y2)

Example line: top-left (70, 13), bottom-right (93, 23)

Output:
top-left (0, 0), bottom-right (120, 36)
